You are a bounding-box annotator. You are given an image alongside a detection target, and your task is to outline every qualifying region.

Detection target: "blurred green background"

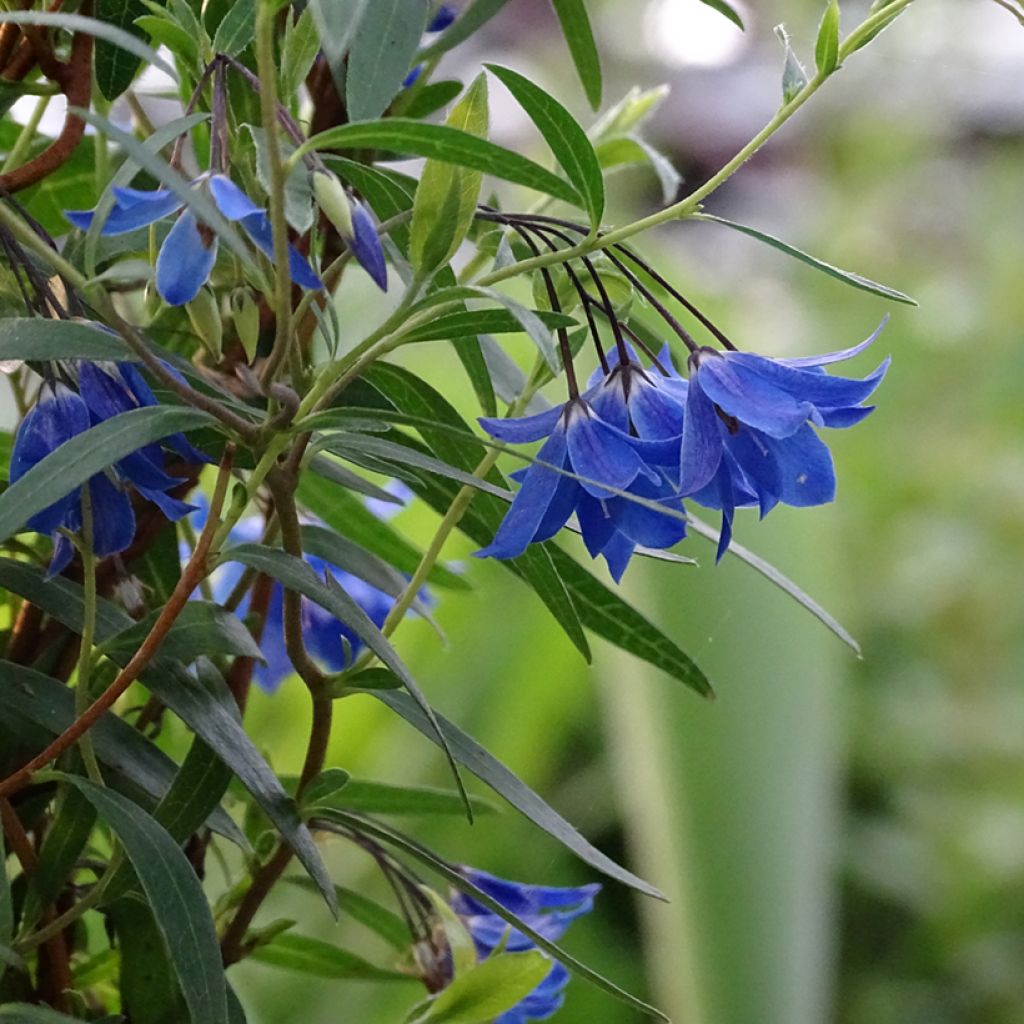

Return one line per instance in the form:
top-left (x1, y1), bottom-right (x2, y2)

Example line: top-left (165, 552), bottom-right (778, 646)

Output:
top-left (7, 0), bottom-right (1024, 1021)
top-left (238, 1), bottom-right (1024, 1021)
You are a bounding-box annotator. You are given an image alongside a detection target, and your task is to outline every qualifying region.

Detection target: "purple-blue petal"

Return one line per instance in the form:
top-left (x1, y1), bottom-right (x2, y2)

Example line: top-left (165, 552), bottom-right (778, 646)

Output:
top-left (565, 409), bottom-right (645, 499)
top-left (761, 425), bottom-right (836, 506)
top-left (208, 175), bottom-right (262, 220)
top-left (156, 210), bottom-right (217, 306)
top-left (777, 317), bottom-right (888, 368)
top-left (350, 202), bottom-right (388, 291)
top-left (480, 404), bottom-right (562, 444)
top-left (679, 378), bottom-right (723, 494)
top-left (66, 188), bottom-right (182, 235)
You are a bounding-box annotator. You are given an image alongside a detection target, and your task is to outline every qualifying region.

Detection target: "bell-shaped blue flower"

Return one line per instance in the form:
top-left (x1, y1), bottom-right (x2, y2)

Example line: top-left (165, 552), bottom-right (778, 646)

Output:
top-left (673, 323), bottom-right (889, 558)
top-left (448, 867), bottom-right (600, 1023)
top-left (477, 397), bottom-right (660, 563)
top-left (10, 364), bottom-right (203, 577)
top-left (66, 174), bottom-right (323, 306)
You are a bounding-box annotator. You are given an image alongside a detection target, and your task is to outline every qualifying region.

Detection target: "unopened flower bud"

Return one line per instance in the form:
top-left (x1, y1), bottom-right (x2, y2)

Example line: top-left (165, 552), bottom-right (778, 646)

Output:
top-left (186, 287), bottom-right (223, 362)
top-left (313, 171), bottom-right (353, 239)
top-left (230, 288), bottom-right (260, 362)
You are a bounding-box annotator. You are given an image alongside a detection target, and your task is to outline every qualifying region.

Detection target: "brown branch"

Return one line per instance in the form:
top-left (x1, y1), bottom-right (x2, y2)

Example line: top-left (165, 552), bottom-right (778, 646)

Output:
top-left (0, 0), bottom-right (32, 72)
top-left (1, 798), bottom-right (72, 1012)
top-left (0, 4), bottom-right (92, 195)
top-left (0, 446), bottom-right (236, 802)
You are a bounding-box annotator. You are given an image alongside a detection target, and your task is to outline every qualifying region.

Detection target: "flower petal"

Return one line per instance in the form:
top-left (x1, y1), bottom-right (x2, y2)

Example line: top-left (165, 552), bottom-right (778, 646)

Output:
top-left (234, 209), bottom-right (324, 290)
top-left (761, 425), bottom-right (836, 506)
top-left (679, 378), bottom-right (723, 494)
top-left (87, 473), bottom-right (136, 557)
top-left (479, 404), bottom-right (562, 444)
top-left (777, 317), bottom-right (888, 368)
top-left (628, 379), bottom-right (684, 440)
top-left (66, 188), bottom-right (182, 235)
top-left (728, 351), bottom-right (890, 410)
top-left (476, 429), bottom-right (569, 559)
top-left (350, 202), bottom-right (388, 291)
top-left (208, 175), bottom-right (262, 220)
top-left (156, 211), bottom-right (217, 306)
top-left (696, 356), bottom-right (814, 438)
top-left (565, 410), bottom-right (645, 499)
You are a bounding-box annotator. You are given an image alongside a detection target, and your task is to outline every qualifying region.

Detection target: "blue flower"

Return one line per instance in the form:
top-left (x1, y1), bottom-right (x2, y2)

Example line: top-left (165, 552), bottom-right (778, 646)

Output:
top-left (476, 397), bottom-right (661, 566)
top-left (200, 511), bottom-right (408, 693)
top-left (674, 324), bottom-right (889, 558)
top-left (66, 175), bottom-right (323, 307)
top-left (449, 867), bottom-right (600, 1023)
top-left (427, 4), bottom-right (457, 32)
top-left (10, 362), bottom-right (205, 577)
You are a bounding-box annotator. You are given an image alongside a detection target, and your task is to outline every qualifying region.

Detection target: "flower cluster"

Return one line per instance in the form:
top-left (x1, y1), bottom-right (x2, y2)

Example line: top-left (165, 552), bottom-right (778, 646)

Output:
top-left (479, 327), bottom-right (888, 577)
top-left (10, 359), bottom-right (207, 576)
top-left (448, 867), bottom-right (600, 1023)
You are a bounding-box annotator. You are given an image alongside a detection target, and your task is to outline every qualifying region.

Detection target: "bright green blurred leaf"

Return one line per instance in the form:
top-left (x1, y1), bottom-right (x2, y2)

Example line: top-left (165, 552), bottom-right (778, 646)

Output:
top-left (550, 0), bottom-right (603, 109)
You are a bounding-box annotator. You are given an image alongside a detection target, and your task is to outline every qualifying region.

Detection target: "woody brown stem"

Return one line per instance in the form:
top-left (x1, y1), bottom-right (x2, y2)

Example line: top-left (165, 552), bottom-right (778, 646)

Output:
top-left (0, 3), bottom-right (92, 194)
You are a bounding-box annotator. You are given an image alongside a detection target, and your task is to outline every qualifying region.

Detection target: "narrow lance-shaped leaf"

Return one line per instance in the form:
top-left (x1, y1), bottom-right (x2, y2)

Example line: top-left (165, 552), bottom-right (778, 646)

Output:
top-left (250, 933), bottom-right (413, 982)
top-left (310, 810), bottom-right (670, 1021)
top-left (46, 774), bottom-right (229, 1024)
top-left (0, 318), bottom-right (130, 363)
top-left (691, 212), bottom-right (917, 304)
top-left (211, 0), bottom-right (255, 56)
top-left (311, 0), bottom-right (369, 95)
top-left (346, 0), bottom-right (428, 121)
top-left (411, 74), bottom-right (490, 275)
top-left (370, 688), bottom-right (665, 899)
top-left (550, 0), bottom-right (603, 109)
top-left (696, 0), bottom-right (744, 29)
top-left (815, 0), bottom-right (841, 75)
top-left (221, 545), bottom-right (473, 819)
top-left (94, 0), bottom-right (148, 100)
top-left (0, 406), bottom-right (214, 546)
top-left (300, 120), bottom-right (582, 206)
top-left (419, 0), bottom-right (510, 60)
top-left (485, 63), bottom-right (605, 227)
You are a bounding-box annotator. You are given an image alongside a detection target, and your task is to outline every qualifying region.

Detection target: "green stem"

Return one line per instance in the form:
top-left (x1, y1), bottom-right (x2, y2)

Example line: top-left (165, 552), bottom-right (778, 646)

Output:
top-left (1, 92), bottom-right (50, 173)
top-left (255, 0), bottom-right (294, 388)
top-left (75, 489), bottom-right (103, 786)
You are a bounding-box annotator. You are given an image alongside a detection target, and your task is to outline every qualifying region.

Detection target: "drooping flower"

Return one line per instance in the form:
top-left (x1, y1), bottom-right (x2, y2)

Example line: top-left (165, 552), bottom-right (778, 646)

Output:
top-left (476, 397), bottom-right (662, 564)
top-left (448, 867), bottom-right (600, 1024)
top-left (10, 361), bottom-right (206, 576)
top-left (66, 175), bottom-right (323, 306)
top-left (312, 171), bottom-right (388, 290)
top-left (673, 324), bottom-right (889, 557)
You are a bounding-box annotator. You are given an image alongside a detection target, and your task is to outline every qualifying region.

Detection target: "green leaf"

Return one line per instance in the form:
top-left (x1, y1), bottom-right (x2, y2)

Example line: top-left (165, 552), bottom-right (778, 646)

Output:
top-left (692, 213), bottom-right (917, 304)
top-left (0, 565), bottom-right (331, 909)
top-left (310, 0), bottom-right (369, 94)
top-left (20, 787), bottom-right (96, 933)
top-left (296, 473), bottom-right (469, 591)
top-left (136, 14), bottom-right (199, 67)
top-left (247, 125), bottom-right (314, 234)
top-left (108, 898), bottom-right (189, 1024)
top-left (696, 0), bottom-right (744, 29)
top-left (48, 774), bottom-right (229, 1024)
top-left (370, 688), bottom-right (664, 899)
top-left (404, 80), bottom-right (464, 120)
top-left (309, 810), bottom-right (669, 1021)
top-left (549, 0), bottom-right (602, 109)
top-left (303, 120), bottom-right (582, 206)
top-left (287, 878), bottom-right (412, 950)
top-left (485, 63), bottom-right (605, 226)
top-left (304, 777), bottom-right (498, 817)
top-left (94, 0), bottom-right (148, 100)
top-left (410, 951), bottom-right (550, 1024)
top-left (211, 0), bottom-right (255, 56)
top-left (775, 24), bottom-right (809, 104)
top-left (548, 547), bottom-right (714, 697)
top-left (250, 933), bottom-right (412, 981)
top-left (399, 308), bottom-right (575, 346)
top-left (346, 0), bottom-right (428, 122)
top-left (102, 601), bottom-right (263, 665)
top-left (815, 0), bottom-right (841, 75)
top-left (0, 11), bottom-right (176, 81)
top-left (300, 768), bottom-right (352, 807)
top-left (221, 544), bottom-right (472, 817)
top-left (0, 653), bottom-right (244, 845)
top-left (595, 135), bottom-right (681, 205)
top-left (0, 406), bottom-right (214, 546)
top-left (419, 0), bottom-right (509, 59)
top-left (0, 317), bottom-right (131, 361)
top-left (281, 6), bottom-right (321, 99)
top-left (411, 74), bottom-right (489, 275)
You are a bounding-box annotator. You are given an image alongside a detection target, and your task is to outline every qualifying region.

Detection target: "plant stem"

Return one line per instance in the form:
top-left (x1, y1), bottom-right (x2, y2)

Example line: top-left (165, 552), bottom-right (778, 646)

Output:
top-left (0, 90), bottom-right (49, 172)
top-left (255, 0), bottom-right (295, 388)
top-left (75, 487), bottom-right (103, 786)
